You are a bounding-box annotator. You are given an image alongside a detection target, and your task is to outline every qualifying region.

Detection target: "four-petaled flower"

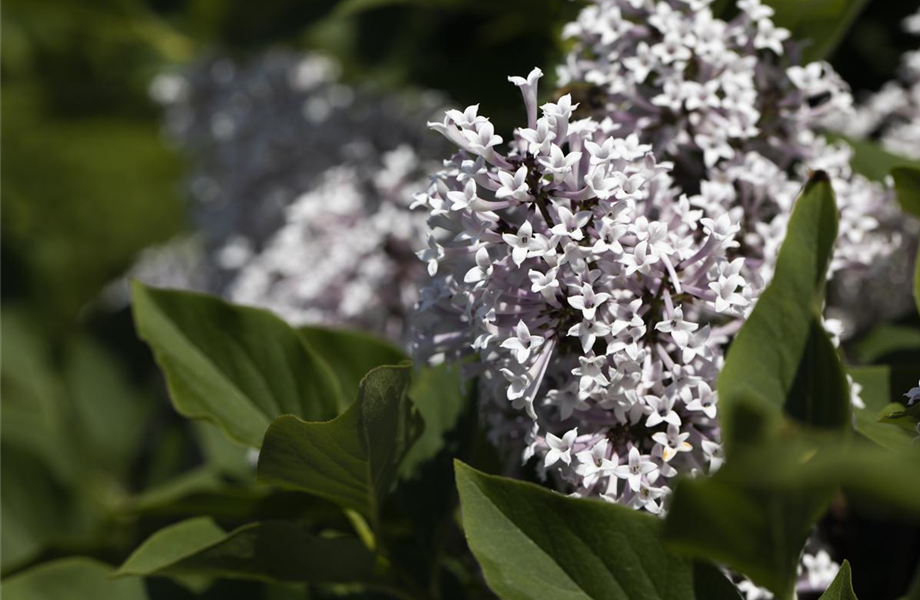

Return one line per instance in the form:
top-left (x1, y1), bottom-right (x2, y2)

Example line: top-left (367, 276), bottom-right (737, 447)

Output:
top-left (568, 283), bottom-right (611, 320)
top-left (651, 423), bottom-right (692, 462)
top-left (576, 439), bottom-right (618, 488)
top-left (501, 320), bottom-right (546, 364)
top-left (654, 305), bottom-right (699, 348)
top-left (614, 447), bottom-right (658, 492)
top-left (545, 427), bottom-right (579, 467)
top-left (502, 220), bottom-right (543, 266)
top-left (496, 166), bottom-right (532, 202)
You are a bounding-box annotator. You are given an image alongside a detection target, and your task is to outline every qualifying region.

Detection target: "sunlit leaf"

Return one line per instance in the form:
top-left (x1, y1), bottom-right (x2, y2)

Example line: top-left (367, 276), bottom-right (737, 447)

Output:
top-left (118, 517), bottom-right (380, 584)
top-left (818, 561), bottom-right (858, 600)
top-left (718, 172), bottom-right (839, 451)
top-left (455, 461), bottom-right (741, 600)
top-left (257, 364), bottom-right (423, 525)
top-left (131, 283), bottom-right (342, 447)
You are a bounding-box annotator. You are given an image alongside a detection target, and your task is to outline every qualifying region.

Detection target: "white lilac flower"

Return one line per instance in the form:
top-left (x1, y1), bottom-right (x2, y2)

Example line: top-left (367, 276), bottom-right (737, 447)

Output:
top-left (141, 51), bottom-right (445, 337)
top-left (736, 579), bottom-right (773, 600)
top-left (800, 550), bottom-right (841, 592)
top-left (413, 67), bottom-right (758, 514)
top-left (558, 0), bottom-right (902, 340)
top-left (545, 428), bottom-right (579, 467)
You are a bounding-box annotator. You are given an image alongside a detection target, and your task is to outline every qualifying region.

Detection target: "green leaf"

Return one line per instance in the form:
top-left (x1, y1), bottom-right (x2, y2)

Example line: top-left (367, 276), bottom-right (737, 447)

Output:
top-left (64, 337), bottom-right (151, 477)
top-left (818, 561), bottom-right (857, 600)
top-left (893, 166), bottom-right (920, 219)
top-left (879, 402), bottom-right (920, 434)
top-left (828, 135), bottom-right (916, 182)
top-left (706, 436), bottom-right (920, 515)
top-left (892, 165), bottom-right (920, 316)
top-left (454, 461), bottom-right (740, 600)
top-left (401, 361), bottom-right (470, 477)
top-left (718, 172), bottom-right (839, 450)
top-left (914, 252), bottom-right (920, 319)
top-left (3, 558), bottom-right (147, 600)
top-left (299, 326), bottom-right (407, 410)
top-left (119, 516), bottom-right (226, 575)
top-left (193, 422), bottom-right (255, 481)
top-left (0, 443), bottom-right (99, 571)
top-left (663, 415), bottom-right (920, 596)
top-left (765, 0), bottom-right (869, 62)
top-left (785, 317), bottom-right (851, 431)
top-left (663, 435), bottom-right (920, 595)
top-left (131, 282), bottom-right (342, 447)
top-left (853, 325), bottom-right (920, 364)
top-left (257, 364), bottom-right (423, 524)
top-left (118, 517), bottom-right (379, 584)
top-left (848, 366), bottom-right (914, 451)
top-left (663, 473), bottom-right (829, 599)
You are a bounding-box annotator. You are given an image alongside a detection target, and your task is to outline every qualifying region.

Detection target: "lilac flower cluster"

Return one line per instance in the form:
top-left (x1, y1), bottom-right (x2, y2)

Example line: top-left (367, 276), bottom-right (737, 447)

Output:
top-left (828, 8), bottom-right (920, 160)
top-left (413, 67), bottom-right (756, 514)
top-left (557, 0), bottom-right (898, 294)
top-left (139, 51), bottom-right (444, 335)
top-left (228, 147), bottom-right (429, 335)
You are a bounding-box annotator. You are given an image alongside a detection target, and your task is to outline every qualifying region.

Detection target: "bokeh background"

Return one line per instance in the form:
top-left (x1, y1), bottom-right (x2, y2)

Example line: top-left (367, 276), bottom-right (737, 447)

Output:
top-left (2, 1), bottom-right (919, 598)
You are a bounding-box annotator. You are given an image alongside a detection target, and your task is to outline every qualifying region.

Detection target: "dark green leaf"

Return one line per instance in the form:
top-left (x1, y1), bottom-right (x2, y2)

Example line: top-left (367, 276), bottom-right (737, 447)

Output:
top-left (118, 517), bottom-right (380, 584)
top-left (849, 366), bottom-right (914, 451)
top-left (0, 443), bottom-right (99, 571)
top-left (663, 473), bottom-right (829, 599)
top-left (853, 325), bottom-right (920, 364)
top-left (193, 422), bottom-right (255, 481)
top-left (718, 172), bottom-right (838, 450)
top-left (454, 461), bottom-right (740, 600)
top-left (785, 317), bottom-right (851, 430)
top-left (131, 282), bottom-right (342, 447)
top-left (818, 561), bottom-right (857, 600)
top-left (893, 166), bottom-right (920, 219)
top-left (708, 437), bottom-right (920, 516)
top-left (914, 251), bottom-right (920, 319)
top-left (64, 338), bottom-right (151, 477)
top-left (663, 431), bottom-right (920, 596)
top-left (3, 558), bottom-right (148, 600)
top-left (892, 165), bottom-right (920, 316)
top-left (828, 134), bottom-right (916, 182)
top-left (401, 361), bottom-right (469, 477)
top-left (257, 364), bottom-right (422, 523)
top-left (879, 402), bottom-right (920, 434)
top-left (299, 326), bottom-right (407, 410)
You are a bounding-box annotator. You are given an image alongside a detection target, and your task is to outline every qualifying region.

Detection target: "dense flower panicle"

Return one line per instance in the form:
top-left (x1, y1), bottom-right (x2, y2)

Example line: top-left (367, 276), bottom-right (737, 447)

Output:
top-left (828, 8), bottom-right (920, 160)
top-left (413, 67), bottom-right (759, 515)
top-left (228, 149), bottom-right (429, 334)
top-left (557, 0), bottom-right (900, 297)
top-left (140, 51), bottom-right (444, 335)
